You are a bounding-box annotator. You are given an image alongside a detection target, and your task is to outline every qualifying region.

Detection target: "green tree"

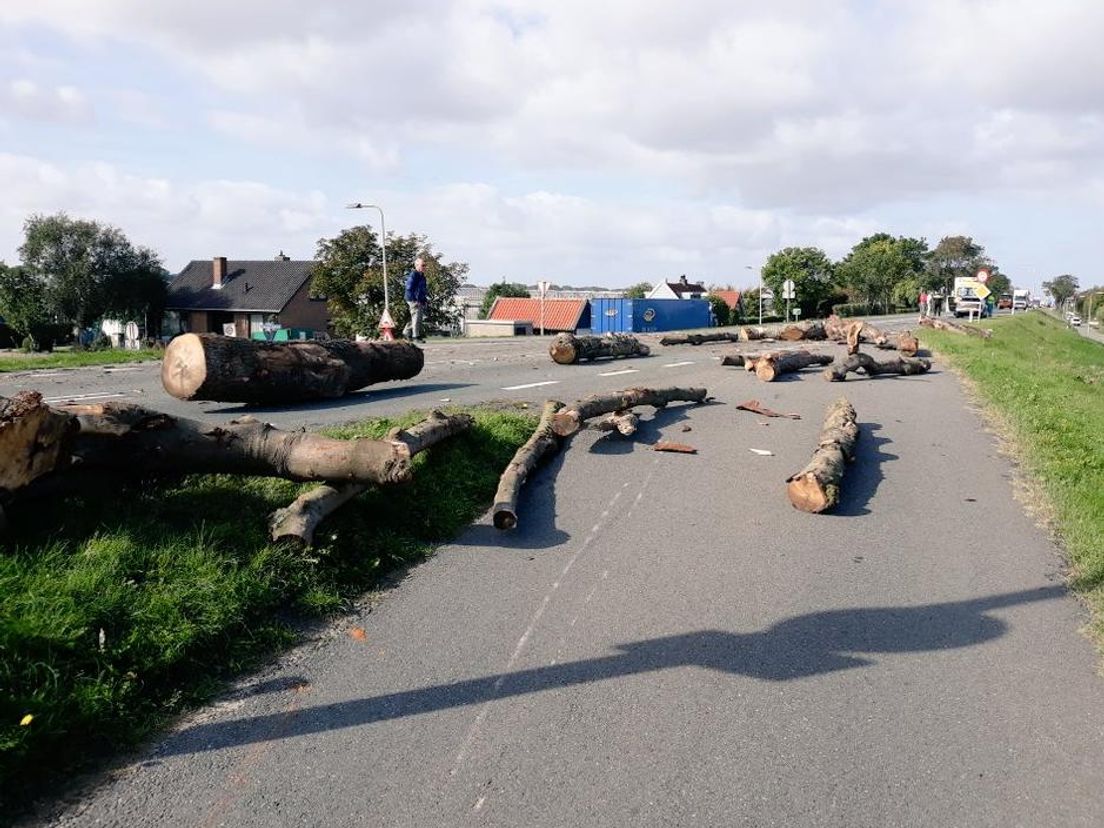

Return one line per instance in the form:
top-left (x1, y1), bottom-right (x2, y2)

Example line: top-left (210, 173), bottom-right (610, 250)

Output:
top-left (0, 262), bottom-right (49, 344)
top-left (924, 235), bottom-right (987, 295)
top-left (623, 281), bottom-right (652, 299)
top-left (707, 295), bottom-right (730, 326)
top-left (837, 239), bottom-right (910, 313)
top-left (760, 247), bottom-right (837, 320)
top-left (19, 213), bottom-right (164, 336)
top-left (986, 269), bottom-right (1011, 300)
top-left (311, 226), bottom-right (466, 337)
top-left (1043, 273), bottom-right (1079, 307)
top-left (479, 282), bottom-right (531, 319)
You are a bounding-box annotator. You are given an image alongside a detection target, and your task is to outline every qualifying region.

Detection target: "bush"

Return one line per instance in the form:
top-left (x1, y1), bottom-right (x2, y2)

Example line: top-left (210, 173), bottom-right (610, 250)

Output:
top-left (20, 335), bottom-right (37, 353)
top-left (833, 302), bottom-right (873, 317)
top-left (708, 295), bottom-right (730, 327)
top-left (89, 334), bottom-right (114, 351)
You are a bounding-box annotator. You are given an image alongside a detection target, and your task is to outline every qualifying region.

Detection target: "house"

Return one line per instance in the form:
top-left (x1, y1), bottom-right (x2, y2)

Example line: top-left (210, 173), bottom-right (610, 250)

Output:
top-left (164, 254), bottom-right (329, 339)
top-left (647, 274), bottom-right (706, 300)
top-left (709, 289), bottom-right (742, 313)
top-left (486, 297), bottom-right (591, 334)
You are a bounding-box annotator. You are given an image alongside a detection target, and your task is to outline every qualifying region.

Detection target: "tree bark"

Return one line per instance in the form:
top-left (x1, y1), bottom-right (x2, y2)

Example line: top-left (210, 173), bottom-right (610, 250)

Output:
top-left (777, 321), bottom-right (827, 341)
top-left (552, 387), bottom-right (708, 437)
top-left (549, 333), bottom-right (650, 365)
top-left (734, 399), bottom-right (801, 419)
top-left (491, 400), bottom-right (565, 530)
top-left (0, 391), bottom-right (75, 495)
top-left (786, 397), bottom-right (859, 513)
top-left (269, 411), bottom-right (474, 546)
top-left (744, 350), bottom-right (835, 382)
top-left (161, 334), bottom-right (425, 402)
top-left (56, 402), bottom-right (418, 485)
top-left (919, 316), bottom-right (992, 339)
top-left (738, 326), bottom-right (768, 341)
top-left (659, 332), bottom-right (740, 346)
top-left (823, 352), bottom-right (932, 381)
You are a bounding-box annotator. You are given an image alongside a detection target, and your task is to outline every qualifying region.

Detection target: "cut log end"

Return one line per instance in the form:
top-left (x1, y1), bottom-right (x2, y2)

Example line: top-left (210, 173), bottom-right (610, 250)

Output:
top-left (492, 505), bottom-right (518, 530)
top-left (161, 333), bottom-right (208, 400)
top-left (787, 473), bottom-right (836, 513)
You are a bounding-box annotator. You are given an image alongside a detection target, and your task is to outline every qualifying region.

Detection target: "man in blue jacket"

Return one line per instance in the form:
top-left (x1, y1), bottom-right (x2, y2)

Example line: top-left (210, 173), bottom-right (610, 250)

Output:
top-left (402, 256), bottom-right (428, 342)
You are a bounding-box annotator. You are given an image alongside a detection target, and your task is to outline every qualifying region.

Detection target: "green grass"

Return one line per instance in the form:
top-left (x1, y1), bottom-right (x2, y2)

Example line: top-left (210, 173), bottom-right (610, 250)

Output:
top-left (922, 313), bottom-right (1104, 641)
top-left (0, 408), bottom-right (534, 814)
top-left (0, 349), bottom-right (163, 372)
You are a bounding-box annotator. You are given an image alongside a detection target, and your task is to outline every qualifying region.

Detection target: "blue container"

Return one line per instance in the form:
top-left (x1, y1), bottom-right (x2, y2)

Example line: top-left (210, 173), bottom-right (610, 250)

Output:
top-left (589, 298), bottom-right (712, 333)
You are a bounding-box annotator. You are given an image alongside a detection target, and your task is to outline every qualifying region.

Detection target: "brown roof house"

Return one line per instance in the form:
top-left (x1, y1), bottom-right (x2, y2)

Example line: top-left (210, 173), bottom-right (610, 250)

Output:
top-left (165, 253), bottom-right (329, 340)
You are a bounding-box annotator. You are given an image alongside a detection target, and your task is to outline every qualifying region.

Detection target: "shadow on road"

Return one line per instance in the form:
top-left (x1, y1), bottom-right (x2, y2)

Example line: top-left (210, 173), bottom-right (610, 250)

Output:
top-left (833, 421), bottom-right (897, 517)
top-left (202, 382), bottom-right (476, 415)
top-left (158, 585), bottom-right (1063, 757)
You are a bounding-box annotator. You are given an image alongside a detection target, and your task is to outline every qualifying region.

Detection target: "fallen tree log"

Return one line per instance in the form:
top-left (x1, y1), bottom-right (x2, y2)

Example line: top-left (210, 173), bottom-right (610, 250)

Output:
top-left (552, 387), bottom-right (708, 437)
top-left (823, 352), bottom-right (932, 381)
top-left (744, 350), bottom-right (835, 382)
top-left (777, 321), bottom-right (827, 341)
top-left (919, 316), bottom-right (992, 339)
top-left (269, 411), bottom-right (474, 546)
top-left (491, 400), bottom-right (565, 530)
top-left (738, 326), bottom-right (769, 341)
top-left (1, 391), bottom-right (74, 495)
top-left (659, 332), bottom-right (740, 346)
top-left (549, 333), bottom-right (650, 365)
top-left (825, 315), bottom-right (920, 356)
top-left (786, 397), bottom-right (858, 513)
top-left (161, 334), bottom-right (424, 403)
top-left (592, 410), bottom-right (639, 436)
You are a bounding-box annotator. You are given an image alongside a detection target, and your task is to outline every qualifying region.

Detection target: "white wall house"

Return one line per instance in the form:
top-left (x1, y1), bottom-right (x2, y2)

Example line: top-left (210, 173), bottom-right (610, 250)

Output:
top-left (647, 275), bottom-right (706, 300)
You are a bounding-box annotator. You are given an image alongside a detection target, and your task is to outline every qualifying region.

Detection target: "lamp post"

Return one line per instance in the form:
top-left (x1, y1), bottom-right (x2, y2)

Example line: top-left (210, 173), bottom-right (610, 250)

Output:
top-left (538, 280), bottom-right (550, 336)
top-left (345, 203), bottom-right (390, 332)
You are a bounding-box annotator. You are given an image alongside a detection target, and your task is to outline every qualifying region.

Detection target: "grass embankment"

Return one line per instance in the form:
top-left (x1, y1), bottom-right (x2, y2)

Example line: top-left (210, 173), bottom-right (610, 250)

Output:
top-left (0, 349), bottom-right (163, 373)
top-left (922, 313), bottom-right (1104, 641)
top-left (0, 408), bottom-right (534, 813)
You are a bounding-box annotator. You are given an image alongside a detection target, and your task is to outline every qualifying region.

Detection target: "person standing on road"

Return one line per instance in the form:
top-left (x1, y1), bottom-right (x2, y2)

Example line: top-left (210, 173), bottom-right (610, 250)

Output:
top-left (403, 256), bottom-right (428, 343)
top-left (919, 290), bottom-right (928, 320)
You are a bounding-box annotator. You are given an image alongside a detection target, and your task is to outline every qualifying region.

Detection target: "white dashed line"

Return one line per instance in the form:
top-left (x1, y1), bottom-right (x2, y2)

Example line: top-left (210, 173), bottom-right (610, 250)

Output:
top-left (663, 361), bottom-right (695, 368)
top-left (43, 392), bottom-right (127, 404)
top-left (500, 380), bottom-right (560, 390)
top-left (598, 368), bottom-right (639, 376)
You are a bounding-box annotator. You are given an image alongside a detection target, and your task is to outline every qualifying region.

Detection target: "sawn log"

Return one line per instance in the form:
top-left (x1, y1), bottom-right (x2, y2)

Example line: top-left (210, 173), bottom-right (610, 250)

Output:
top-left (743, 350), bottom-right (835, 382)
top-left (786, 397), bottom-right (859, 514)
top-left (269, 411), bottom-right (474, 546)
top-left (491, 400), bottom-right (565, 530)
top-left (552, 387), bottom-right (708, 437)
top-left (823, 352), bottom-right (931, 382)
top-left (549, 333), bottom-right (650, 365)
top-left (659, 332), bottom-right (740, 346)
top-left (919, 316), bottom-right (993, 339)
top-left (161, 334), bottom-right (424, 402)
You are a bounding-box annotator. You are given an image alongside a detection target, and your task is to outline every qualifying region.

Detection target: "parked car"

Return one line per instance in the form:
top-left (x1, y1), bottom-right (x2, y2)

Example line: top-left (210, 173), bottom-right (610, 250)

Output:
top-left (1070, 315), bottom-right (1082, 326)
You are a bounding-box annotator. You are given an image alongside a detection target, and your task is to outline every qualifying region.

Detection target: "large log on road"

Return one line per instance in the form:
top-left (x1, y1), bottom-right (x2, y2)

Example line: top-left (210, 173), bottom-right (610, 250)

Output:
top-left (269, 411), bottom-right (474, 546)
top-left (0, 391), bottom-right (74, 495)
top-left (549, 333), bottom-right (649, 365)
top-left (492, 400), bottom-right (565, 530)
top-left (786, 397), bottom-right (859, 513)
top-left (552, 387), bottom-right (708, 437)
top-left (823, 352), bottom-right (931, 381)
top-left (744, 350), bottom-right (834, 382)
top-left (161, 334), bottom-right (424, 403)
top-left (659, 332), bottom-right (740, 346)
top-left (777, 321), bottom-right (827, 341)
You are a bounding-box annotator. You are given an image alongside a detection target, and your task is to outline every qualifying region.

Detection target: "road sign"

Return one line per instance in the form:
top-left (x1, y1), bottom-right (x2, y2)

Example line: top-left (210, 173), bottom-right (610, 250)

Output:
top-left (782, 279), bottom-right (796, 300)
top-left (378, 308), bottom-right (396, 341)
top-left (974, 284), bottom-right (992, 300)
top-left (976, 268), bottom-right (990, 284)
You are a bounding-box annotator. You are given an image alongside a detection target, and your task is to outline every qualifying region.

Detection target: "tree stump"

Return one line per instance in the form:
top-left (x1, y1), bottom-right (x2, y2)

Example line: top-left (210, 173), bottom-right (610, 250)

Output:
top-left (786, 397), bottom-right (859, 513)
top-left (549, 333), bottom-right (650, 365)
top-left (161, 334), bottom-right (424, 402)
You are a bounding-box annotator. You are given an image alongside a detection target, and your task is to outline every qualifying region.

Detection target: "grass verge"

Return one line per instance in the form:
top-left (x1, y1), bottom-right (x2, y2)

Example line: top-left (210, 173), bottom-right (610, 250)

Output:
top-left (921, 313), bottom-right (1104, 643)
top-left (0, 349), bottom-right (163, 373)
top-left (0, 407), bottom-right (534, 815)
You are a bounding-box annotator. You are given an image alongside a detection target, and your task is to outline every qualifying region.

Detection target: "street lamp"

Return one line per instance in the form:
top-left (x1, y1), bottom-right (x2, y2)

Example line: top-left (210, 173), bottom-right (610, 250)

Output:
top-left (744, 264), bottom-right (761, 325)
top-left (345, 202), bottom-right (390, 325)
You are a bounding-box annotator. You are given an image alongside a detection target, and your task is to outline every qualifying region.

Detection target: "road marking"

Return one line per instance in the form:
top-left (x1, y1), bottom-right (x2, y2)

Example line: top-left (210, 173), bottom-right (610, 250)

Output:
top-left (500, 380), bottom-right (560, 390)
top-left (598, 368), bottom-right (639, 376)
top-left (663, 360), bottom-right (695, 368)
top-left (102, 366), bottom-right (144, 373)
top-left (43, 392), bottom-right (127, 404)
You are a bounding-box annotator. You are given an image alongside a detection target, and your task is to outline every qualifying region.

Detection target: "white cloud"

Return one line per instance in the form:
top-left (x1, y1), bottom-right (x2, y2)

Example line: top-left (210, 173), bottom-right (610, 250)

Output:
top-left (0, 78), bottom-right (93, 124)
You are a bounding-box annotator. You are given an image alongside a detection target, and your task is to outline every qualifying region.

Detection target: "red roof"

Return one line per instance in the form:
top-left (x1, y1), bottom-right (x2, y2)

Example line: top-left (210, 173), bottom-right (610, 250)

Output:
top-left (710, 289), bottom-right (742, 309)
top-left (487, 297), bottom-right (588, 332)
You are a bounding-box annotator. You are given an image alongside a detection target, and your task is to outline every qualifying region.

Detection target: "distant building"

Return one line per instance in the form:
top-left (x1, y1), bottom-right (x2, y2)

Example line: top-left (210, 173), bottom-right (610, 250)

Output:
top-left (709, 289), bottom-right (742, 312)
top-left (647, 274), bottom-right (706, 300)
top-left (487, 297), bottom-right (591, 333)
top-left (165, 253), bottom-right (328, 339)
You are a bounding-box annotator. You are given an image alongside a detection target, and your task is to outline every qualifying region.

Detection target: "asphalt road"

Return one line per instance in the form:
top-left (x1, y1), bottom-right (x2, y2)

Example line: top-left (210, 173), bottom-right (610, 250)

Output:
top-left (16, 318), bottom-right (1104, 827)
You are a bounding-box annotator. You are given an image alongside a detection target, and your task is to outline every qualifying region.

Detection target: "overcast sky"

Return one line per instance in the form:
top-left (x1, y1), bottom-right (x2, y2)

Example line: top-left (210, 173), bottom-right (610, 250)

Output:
top-left (2, 1), bottom-right (1102, 292)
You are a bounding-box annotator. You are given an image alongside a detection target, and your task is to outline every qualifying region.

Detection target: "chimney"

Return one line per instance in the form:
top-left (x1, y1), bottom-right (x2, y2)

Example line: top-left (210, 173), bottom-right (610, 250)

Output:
top-left (275, 250), bottom-right (290, 261)
top-left (679, 274), bottom-right (688, 285)
top-left (212, 256), bottom-right (227, 289)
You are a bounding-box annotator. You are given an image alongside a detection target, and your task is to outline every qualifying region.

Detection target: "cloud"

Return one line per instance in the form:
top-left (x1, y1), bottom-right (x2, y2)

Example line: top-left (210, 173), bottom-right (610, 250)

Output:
top-left (0, 78), bottom-right (93, 124)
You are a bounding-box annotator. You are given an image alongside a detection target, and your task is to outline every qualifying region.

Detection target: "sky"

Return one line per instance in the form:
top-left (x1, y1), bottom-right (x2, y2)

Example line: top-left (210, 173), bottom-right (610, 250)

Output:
top-left (1, 1), bottom-right (1102, 293)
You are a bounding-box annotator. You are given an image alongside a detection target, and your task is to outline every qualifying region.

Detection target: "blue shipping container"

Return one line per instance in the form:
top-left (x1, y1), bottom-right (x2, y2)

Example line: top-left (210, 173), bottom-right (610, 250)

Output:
top-left (589, 298), bottom-right (712, 333)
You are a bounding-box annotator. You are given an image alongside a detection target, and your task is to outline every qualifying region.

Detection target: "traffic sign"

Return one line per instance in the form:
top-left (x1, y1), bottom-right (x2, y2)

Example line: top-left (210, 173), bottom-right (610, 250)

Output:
top-left (379, 308), bottom-right (396, 341)
top-left (974, 284), bottom-right (992, 300)
top-left (782, 279), bottom-right (796, 300)
top-left (976, 268), bottom-right (990, 284)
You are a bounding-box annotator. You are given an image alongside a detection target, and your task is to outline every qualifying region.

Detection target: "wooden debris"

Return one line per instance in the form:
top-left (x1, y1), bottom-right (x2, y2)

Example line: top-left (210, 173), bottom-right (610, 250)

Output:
top-left (748, 448), bottom-right (774, 456)
top-left (552, 387), bottom-right (708, 437)
top-left (489, 400), bottom-right (566, 530)
top-left (549, 333), bottom-right (650, 365)
top-left (0, 391), bottom-right (74, 495)
top-left (919, 316), bottom-right (993, 339)
top-left (743, 350), bottom-right (835, 382)
top-left (653, 441), bottom-right (696, 454)
top-left (735, 400), bottom-right (801, 419)
top-left (593, 410), bottom-right (640, 436)
top-left (659, 332), bottom-right (740, 346)
top-left (161, 334), bottom-right (424, 402)
top-left (786, 397), bottom-right (859, 513)
top-left (269, 411), bottom-right (474, 546)
top-left (823, 352), bottom-right (932, 382)
top-left (777, 321), bottom-right (827, 341)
